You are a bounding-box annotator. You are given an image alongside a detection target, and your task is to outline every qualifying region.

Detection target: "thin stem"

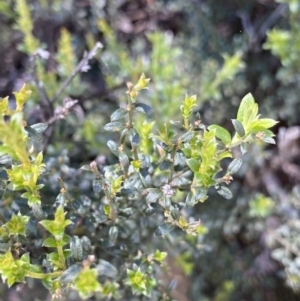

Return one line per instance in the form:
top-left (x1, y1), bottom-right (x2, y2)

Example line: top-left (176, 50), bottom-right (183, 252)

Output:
top-left (216, 136), bottom-right (255, 155)
top-left (51, 42), bottom-right (102, 103)
top-left (127, 96), bottom-right (139, 161)
top-left (184, 118), bottom-right (189, 130)
top-left (57, 177), bottom-right (73, 202)
top-left (57, 245), bottom-right (66, 270)
top-left (168, 146), bottom-right (177, 183)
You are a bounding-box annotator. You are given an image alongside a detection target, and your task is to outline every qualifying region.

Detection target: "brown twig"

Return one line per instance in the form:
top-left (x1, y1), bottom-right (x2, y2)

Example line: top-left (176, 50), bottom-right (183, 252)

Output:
top-left (51, 42), bottom-right (103, 104)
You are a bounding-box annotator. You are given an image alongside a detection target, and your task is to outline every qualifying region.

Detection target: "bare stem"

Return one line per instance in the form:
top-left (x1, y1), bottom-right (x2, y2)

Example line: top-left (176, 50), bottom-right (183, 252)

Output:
top-left (51, 42), bottom-right (103, 104)
top-left (57, 245), bottom-right (66, 270)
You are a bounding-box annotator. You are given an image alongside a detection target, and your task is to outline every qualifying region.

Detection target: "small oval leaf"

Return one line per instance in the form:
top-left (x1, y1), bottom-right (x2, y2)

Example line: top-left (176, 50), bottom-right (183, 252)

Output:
top-left (110, 108), bottom-right (128, 121)
top-left (119, 152), bottom-right (129, 169)
top-left (134, 102), bottom-right (153, 114)
top-left (232, 119), bottom-right (245, 137)
top-left (109, 226), bottom-right (118, 243)
top-left (160, 159), bottom-right (172, 171)
top-left (25, 126), bottom-right (43, 142)
top-left (262, 137), bottom-right (276, 144)
top-left (180, 131), bottom-right (194, 143)
top-left (0, 154), bottom-right (12, 165)
top-left (70, 236), bottom-right (83, 261)
top-left (30, 123), bottom-right (48, 133)
top-left (60, 264), bottom-right (81, 284)
top-left (240, 142), bottom-right (249, 155)
top-left (227, 158), bottom-right (243, 175)
top-left (186, 192), bottom-right (195, 208)
top-left (104, 122), bottom-right (125, 132)
top-left (96, 259), bottom-right (118, 278)
top-left (131, 132), bottom-right (140, 147)
top-left (146, 188), bottom-right (163, 203)
top-left (107, 140), bottom-right (120, 156)
top-left (154, 223), bottom-right (174, 237)
top-left (217, 186), bottom-right (232, 199)
top-left (93, 179), bottom-right (102, 194)
top-left (194, 187), bottom-right (208, 202)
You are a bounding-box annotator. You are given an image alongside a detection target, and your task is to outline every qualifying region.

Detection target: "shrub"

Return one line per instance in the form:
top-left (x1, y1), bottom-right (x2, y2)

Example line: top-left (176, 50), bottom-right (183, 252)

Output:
top-left (0, 71), bottom-right (277, 299)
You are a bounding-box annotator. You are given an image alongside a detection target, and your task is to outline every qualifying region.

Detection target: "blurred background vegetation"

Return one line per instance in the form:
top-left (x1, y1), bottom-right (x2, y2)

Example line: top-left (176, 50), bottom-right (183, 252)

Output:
top-left (1, 0), bottom-right (300, 300)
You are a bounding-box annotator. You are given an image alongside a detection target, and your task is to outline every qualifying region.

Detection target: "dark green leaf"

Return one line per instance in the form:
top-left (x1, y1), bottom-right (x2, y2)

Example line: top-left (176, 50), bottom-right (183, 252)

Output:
top-left (262, 137), bottom-right (276, 144)
top-left (153, 139), bottom-right (170, 152)
top-left (119, 207), bottom-right (134, 217)
top-left (170, 176), bottom-right (191, 188)
top-left (146, 188), bottom-right (163, 203)
top-left (134, 102), bottom-right (153, 114)
top-left (154, 223), bottom-right (174, 237)
top-left (109, 226), bottom-right (118, 243)
top-left (130, 132), bottom-right (140, 147)
top-left (217, 186), bottom-right (232, 199)
top-left (145, 203), bottom-right (164, 215)
top-left (0, 154), bottom-right (12, 164)
top-left (70, 236), bottom-right (83, 261)
top-left (96, 259), bottom-right (118, 278)
top-left (25, 126), bottom-right (43, 142)
top-left (0, 180), bottom-right (6, 191)
top-left (107, 140), bottom-right (120, 156)
top-left (232, 119), bottom-right (245, 137)
top-left (180, 131), bottom-right (194, 143)
top-left (119, 152), bottom-right (129, 169)
top-left (31, 204), bottom-right (44, 220)
top-left (170, 207), bottom-right (180, 220)
top-left (240, 142), bottom-right (249, 155)
top-left (110, 108), bottom-right (128, 121)
top-left (174, 151), bottom-right (186, 166)
top-left (60, 264), bottom-right (81, 284)
top-left (160, 159), bottom-right (172, 171)
top-left (93, 179), bottom-right (102, 194)
top-left (194, 187), bottom-right (208, 201)
top-left (30, 123), bottom-right (48, 133)
top-left (186, 192), bottom-right (195, 208)
top-left (227, 158), bottom-right (243, 175)
top-left (118, 187), bottom-right (136, 196)
top-left (81, 236), bottom-right (92, 252)
top-left (104, 122), bottom-right (125, 132)
top-left (0, 242), bottom-right (11, 252)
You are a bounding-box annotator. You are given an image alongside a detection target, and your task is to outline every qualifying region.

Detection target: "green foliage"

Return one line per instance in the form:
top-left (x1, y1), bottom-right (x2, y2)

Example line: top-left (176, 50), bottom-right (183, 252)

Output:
top-left (74, 268), bottom-right (101, 299)
top-left (4, 212), bottom-right (29, 236)
top-left (126, 268), bottom-right (155, 296)
top-left (15, 0), bottom-right (40, 54)
top-left (264, 0), bottom-right (300, 74)
top-left (0, 0), bottom-right (287, 300)
top-left (0, 71), bottom-right (277, 298)
top-left (249, 193), bottom-right (274, 218)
